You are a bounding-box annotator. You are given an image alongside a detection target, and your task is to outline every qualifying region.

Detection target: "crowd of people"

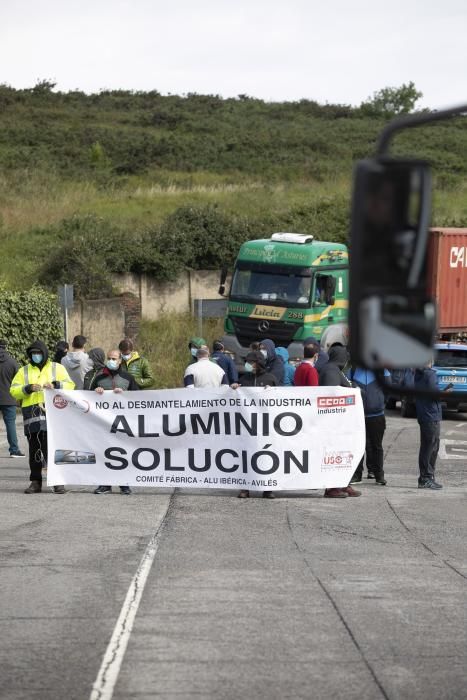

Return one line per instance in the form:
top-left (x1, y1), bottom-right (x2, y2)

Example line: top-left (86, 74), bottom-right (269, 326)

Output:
top-left (0, 333), bottom-right (444, 497)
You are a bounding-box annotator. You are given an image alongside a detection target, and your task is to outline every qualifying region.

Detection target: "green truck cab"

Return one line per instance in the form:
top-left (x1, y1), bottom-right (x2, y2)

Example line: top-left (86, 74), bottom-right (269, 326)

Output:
top-left (220, 232), bottom-right (349, 364)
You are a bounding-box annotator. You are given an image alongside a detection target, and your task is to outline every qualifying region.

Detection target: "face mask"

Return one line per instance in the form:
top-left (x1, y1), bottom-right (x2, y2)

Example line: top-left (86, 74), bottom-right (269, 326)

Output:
top-left (31, 353), bottom-right (43, 364)
top-left (191, 347), bottom-right (198, 357)
top-left (106, 359), bottom-right (118, 371)
top-left (121, 353), bottom-right (131, 361)
top-left (244, 362), bottom-right (254, 373)
top-left (260, 349), bottom-right (268, 359)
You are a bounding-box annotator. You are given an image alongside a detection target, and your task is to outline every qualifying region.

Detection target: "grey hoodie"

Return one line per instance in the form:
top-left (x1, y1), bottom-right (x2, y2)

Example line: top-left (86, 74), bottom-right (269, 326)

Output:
top-left (61, 351), bottom-right (93, 389)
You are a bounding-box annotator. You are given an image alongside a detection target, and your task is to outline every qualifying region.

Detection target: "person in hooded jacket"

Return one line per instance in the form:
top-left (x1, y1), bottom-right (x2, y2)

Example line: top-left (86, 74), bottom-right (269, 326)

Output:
top-left (258, 338), bottom-right (284, 386)
top-left (61, 335), bottom-right (93, 390)
top-left (83, 347), bottom-right (106, 390)
top-left (53, 340), bottom-right (69, 364)
top-left (239, 350), bottom-right (278, 389)
top-left (10, 339), bottom-right (74, 494)
top-left (318, 345), bottom-right (352, 388)
top-left (0, 339), bottom-right (24, 457)
top-left (318, 346), bottom-right (361, 499)
top-left (349, 366), bottom-right (391, 486)
top-left (275, 346), bottom-right (296, 386)
top-left (237, 350), bottom-right (276, 499)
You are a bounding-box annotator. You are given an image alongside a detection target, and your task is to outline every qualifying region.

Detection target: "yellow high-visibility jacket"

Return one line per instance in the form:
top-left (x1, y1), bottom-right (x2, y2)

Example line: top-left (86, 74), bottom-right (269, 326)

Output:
top-left (10, 361), bottom-right (74, 433)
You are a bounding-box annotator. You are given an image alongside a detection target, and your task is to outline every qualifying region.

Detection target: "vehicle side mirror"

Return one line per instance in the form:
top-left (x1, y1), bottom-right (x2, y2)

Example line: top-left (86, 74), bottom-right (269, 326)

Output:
top-left (349, 157), bottom-right (436, 369)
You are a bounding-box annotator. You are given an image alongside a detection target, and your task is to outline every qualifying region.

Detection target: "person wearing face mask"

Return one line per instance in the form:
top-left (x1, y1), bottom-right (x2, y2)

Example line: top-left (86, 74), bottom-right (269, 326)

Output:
top-left (118, 338), bottom-right (154, 389)
top-left (258, 338), bottom-right (285, 386)
top-left (92, 349), bottom-right (138, 495)
top-left (188, 337), bottom-right (207, 364)
top-left (236, 350), bottom-right (277, 499)
top-left (10, 339), bottom-right (75, 494)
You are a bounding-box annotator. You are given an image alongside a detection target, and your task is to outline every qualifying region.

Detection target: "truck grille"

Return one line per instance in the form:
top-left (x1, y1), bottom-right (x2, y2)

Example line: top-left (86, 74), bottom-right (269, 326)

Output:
top-left (231, 316), bottom-right (301, 347)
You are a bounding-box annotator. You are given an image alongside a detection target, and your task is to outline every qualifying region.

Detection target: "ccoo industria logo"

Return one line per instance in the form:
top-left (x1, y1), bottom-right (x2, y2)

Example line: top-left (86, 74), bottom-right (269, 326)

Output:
top-left (317, 394), bottom-right (356, 415)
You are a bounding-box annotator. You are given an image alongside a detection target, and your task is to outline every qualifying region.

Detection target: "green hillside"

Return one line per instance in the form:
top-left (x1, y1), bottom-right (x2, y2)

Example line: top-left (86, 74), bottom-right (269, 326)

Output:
top-left (1, 84), bottom-right (466, 296)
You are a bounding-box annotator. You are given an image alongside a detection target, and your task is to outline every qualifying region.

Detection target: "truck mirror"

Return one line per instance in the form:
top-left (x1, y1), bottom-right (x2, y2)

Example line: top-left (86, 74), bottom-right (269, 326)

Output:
top-left (349, 157), bottom-right (436, 369)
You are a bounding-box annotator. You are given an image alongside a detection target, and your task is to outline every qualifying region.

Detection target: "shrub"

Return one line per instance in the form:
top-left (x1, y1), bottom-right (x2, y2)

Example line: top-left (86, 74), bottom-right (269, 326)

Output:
top-left (0, 286), bottom-right (63, 362)
top-left (38, 215), bottom-right (143, 299)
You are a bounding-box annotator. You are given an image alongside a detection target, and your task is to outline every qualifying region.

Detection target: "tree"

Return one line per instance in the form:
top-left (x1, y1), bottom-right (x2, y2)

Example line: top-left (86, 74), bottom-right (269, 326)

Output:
top-left (360, 82), bottom-right (423, 117)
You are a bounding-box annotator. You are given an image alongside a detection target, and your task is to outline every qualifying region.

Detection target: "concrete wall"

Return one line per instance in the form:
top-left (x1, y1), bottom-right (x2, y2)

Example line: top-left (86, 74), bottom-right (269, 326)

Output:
top-left (65, 270), bottom-right (227, 349)
top-left (68, 298), bottom-right (126, 350)
top-left (113, 270), bottom-right (229, 320)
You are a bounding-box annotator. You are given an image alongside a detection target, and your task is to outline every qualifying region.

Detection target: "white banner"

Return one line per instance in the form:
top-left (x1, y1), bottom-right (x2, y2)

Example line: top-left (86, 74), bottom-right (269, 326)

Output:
top-left (45, 387), bottom-right (365, 490)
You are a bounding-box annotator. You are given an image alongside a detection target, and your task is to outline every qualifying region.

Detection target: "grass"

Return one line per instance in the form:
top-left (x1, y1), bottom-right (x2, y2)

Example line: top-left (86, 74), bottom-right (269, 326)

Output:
top-left (0, 170), bottom-right (466, 290)
top-left (138, 315), bottom-right (225, 389)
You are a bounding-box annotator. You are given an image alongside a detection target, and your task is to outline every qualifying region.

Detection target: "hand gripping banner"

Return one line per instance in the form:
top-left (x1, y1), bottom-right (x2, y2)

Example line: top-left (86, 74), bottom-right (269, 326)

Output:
top-left (45, 386), bottom-right (365, 490)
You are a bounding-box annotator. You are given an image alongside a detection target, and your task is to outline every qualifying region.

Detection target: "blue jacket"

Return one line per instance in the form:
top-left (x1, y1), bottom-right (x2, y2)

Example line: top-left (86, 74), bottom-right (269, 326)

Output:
top-left (350, 367), bottom-right (390, 417)
top-left (414, 368), bottom-right (442, 423)
top-left (211, 351), bottom-right (238, 384)
top-left (275, 347), bottom-right (296, 386)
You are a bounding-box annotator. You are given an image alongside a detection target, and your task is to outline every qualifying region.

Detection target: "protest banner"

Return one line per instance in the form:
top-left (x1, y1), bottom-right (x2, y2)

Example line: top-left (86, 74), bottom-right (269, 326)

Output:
top-left (45, 386), bottom-right (365, 490)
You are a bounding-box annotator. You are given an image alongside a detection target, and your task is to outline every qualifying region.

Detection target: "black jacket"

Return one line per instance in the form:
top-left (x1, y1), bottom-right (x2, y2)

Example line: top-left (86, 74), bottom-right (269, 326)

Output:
top-left (0, 348), bottom-right (20, 405)
top-left (319, 346), bottom-right (352, 387)
top-left (414, 368), bottom-right (442, 423)
top-left (240, 369), bottom-right (278, 387)
top-left (260, 339), bottom-right (284, 385)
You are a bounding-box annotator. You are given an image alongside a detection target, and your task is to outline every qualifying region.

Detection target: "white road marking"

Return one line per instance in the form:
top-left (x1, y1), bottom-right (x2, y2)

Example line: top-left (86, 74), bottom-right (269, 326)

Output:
top-left (439, 439), bottom-right (467, 460)
top-left (89, 494), bottom-right (172, 700)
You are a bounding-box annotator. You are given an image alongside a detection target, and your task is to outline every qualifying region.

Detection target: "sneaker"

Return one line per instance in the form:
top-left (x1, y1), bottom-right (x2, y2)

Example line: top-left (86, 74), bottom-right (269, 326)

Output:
top-left (94, 485), bottom-right (112, 494)
top-left (350, 475), bottom-right (362, 484)
top-left (342, 485), bottom-right (362, 497)
top-left (418, 479), bottom-right (443, 490)
top-left (262, 491), bottom-right (275, 499)
top-left (10, 451), bottom-right (25, 458)
top-left (324, 488), bottom-right (348, 498)
top-left (120, 486), bottom-right (132, 495)
top-left (374, 471), bottom-right (387, 486)
top-left (24, 481), bottom-right (42, 494)
top-left (367, 471), bottom-right (375, 479)
top-left (53, 485), bottom-right (66, 494)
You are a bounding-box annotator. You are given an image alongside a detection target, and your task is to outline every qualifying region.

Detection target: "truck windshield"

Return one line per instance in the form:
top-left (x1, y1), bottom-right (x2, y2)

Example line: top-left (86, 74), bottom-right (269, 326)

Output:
top-left (230, 262), bottom-right (312, 307)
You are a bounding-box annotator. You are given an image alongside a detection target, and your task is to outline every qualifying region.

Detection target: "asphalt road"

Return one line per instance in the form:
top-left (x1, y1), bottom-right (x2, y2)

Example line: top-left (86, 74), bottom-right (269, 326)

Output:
top-left (0, 408), bottom-right (466, 700)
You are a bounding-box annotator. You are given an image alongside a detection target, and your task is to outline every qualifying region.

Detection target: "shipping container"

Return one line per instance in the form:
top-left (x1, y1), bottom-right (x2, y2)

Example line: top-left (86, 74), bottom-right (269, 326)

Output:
top-left (427, 228), bottom-right (467, 334)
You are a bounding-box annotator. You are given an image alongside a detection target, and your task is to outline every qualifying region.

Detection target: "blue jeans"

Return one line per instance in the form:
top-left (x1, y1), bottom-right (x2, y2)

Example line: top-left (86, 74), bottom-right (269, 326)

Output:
top-left (0, 405), bottom-right (20, 455)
